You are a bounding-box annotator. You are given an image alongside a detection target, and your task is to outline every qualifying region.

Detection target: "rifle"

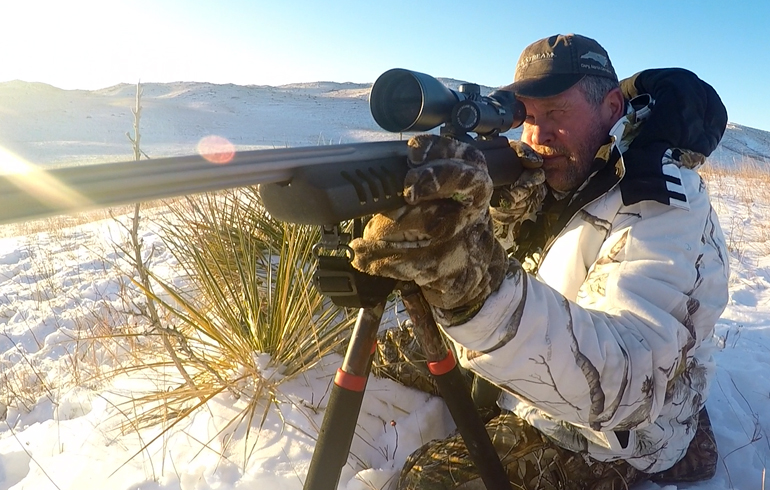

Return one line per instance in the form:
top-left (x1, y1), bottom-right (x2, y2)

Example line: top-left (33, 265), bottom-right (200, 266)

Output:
top-left (0, 69), bottom-right (526, 489)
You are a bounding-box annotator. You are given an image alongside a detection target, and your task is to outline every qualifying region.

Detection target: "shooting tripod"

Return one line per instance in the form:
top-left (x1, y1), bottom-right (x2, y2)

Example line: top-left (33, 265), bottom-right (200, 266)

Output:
top-left (303, 224), bottom-right (511, 490)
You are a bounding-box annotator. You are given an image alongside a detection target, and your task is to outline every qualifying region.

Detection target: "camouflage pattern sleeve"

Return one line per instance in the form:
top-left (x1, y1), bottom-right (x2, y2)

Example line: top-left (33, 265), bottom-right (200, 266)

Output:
top-left (435, 166), bottom-right (729, 473)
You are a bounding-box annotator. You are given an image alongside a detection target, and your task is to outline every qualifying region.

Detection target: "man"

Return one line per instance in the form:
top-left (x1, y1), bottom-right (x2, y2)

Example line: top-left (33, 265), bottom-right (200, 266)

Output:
top-left (351, 34), bottom-right (729, 489)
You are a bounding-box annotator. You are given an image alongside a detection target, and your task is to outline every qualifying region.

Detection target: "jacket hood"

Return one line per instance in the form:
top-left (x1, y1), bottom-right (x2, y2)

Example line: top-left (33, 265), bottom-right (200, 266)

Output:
top-left (620, 68), bottom-right (728, 157)
top-left (618, 69), bottom-right (727, 208)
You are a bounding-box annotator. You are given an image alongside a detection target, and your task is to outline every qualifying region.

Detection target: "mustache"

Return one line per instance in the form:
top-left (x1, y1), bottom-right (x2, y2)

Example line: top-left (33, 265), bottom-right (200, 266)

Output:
top-left (529, 145), bottom-right (569, 157)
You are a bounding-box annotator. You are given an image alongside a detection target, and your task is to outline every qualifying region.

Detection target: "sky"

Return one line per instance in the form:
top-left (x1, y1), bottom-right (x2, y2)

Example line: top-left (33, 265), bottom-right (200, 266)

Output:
top-left (1, 0), bottom-right (768, 131)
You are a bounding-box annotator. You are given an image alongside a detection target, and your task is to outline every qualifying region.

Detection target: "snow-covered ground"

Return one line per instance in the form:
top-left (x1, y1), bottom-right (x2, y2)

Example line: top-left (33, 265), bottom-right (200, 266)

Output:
top-left (0, 80), bottom-right (769, 490)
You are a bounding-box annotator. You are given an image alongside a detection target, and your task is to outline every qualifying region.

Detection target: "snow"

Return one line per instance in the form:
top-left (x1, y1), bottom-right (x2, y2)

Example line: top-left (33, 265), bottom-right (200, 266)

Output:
top-left (0, 80), bottom-right (769, 490)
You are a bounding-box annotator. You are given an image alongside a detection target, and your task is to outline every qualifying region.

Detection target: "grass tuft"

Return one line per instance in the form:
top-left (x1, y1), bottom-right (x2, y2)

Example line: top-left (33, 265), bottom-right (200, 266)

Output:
top-left (101, 186), bottom-right (355, 456)
top-left (155, 186), bottom-right (354, 378)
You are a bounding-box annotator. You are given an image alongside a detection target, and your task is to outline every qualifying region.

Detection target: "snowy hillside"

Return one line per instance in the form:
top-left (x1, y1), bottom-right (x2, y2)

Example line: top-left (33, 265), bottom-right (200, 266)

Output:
top-left (3, 79), bottom-right (766, 168)
top-left (712, 123), bottom-right (770, 164)
top-left (0, 80), bottom-right (388, 166)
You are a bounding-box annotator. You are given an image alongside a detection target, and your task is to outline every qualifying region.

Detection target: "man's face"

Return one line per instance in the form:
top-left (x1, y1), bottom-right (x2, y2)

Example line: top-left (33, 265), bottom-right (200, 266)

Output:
top-left (519, 84), bottom-right (612, 192)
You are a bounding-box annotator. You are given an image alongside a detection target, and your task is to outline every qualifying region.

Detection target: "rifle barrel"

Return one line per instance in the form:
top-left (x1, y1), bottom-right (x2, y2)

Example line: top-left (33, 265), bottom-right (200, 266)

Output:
top-left (0, 141), bottom-right (408, 225)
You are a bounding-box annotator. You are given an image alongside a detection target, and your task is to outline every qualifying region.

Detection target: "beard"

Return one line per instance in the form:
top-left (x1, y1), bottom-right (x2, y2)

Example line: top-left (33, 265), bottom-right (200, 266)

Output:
top-left (529, 121), bottom-right (609, 192)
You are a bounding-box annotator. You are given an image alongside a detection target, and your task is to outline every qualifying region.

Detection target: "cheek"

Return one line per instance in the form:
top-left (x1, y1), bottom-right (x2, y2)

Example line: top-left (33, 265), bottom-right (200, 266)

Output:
top-left (557, 125), bottom-right (591, 154)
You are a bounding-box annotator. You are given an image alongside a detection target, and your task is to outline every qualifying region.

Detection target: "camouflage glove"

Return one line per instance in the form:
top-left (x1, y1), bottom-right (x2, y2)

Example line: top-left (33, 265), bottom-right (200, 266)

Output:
top-left (490, 143), bottom-right (547, 252)
top-left (350, 134), bottom-right (508, 312)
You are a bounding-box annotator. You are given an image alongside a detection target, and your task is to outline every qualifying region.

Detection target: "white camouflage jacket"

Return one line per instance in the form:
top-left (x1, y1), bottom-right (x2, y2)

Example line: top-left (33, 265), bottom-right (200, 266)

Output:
top-left (439, 85), bottom-right (730, 473)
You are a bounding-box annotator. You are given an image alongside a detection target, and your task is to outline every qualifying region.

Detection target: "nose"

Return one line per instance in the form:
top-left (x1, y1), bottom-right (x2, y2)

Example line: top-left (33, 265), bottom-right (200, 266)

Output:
top-left (523, 122), bottom-right (554, 147)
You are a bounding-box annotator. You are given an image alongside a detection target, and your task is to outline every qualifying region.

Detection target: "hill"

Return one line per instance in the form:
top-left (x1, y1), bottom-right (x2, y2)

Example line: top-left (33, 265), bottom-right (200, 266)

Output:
top-left (0, 80), bottom-right (767, 167)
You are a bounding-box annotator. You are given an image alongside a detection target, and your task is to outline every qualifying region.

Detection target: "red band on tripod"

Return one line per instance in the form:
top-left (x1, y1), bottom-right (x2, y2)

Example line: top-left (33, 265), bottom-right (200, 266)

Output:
top-left (334, 368), bottom-right (367, 392)
top-left (427, 350), bottom-right (456, 376)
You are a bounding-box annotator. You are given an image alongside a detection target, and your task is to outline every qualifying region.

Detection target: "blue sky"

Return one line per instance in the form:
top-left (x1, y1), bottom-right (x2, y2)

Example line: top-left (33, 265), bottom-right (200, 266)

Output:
top-left (2, 0), bottom-right (768, 130)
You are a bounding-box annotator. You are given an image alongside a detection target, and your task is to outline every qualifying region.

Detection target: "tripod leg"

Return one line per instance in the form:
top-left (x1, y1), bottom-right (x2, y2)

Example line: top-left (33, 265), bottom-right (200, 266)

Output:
top-left (303, 302), bottom-right (385, 490)
top-left (401, 288), bottom-right (512, 490)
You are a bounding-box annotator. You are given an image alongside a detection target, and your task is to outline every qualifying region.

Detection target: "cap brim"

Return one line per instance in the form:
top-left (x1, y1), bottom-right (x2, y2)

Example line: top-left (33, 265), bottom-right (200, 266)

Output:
top-left (506, 73), bottom-right (585, 98)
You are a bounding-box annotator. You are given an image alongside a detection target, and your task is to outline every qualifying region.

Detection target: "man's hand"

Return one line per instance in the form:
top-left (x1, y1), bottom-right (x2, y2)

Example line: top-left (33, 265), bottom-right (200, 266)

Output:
top-left (350, 134), bottom-right (508, 312)
top-left (490, 143), bottom-right (547, 252)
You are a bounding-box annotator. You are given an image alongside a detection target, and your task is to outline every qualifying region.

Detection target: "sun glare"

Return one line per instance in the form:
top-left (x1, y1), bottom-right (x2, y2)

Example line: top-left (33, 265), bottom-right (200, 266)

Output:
top-left (0, 146), bottom-right (91, 222)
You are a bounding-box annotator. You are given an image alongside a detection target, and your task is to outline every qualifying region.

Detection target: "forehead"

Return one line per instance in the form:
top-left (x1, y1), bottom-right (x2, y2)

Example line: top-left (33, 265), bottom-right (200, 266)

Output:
top-left (519, 84), bottom-right (587, 111)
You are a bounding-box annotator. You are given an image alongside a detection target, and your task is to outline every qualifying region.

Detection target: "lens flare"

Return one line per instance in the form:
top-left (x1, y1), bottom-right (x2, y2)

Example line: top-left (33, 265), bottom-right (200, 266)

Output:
top-left (197, 135), bottom-right (235, 164)
top-left (0, 146), bottom-right (91, 212)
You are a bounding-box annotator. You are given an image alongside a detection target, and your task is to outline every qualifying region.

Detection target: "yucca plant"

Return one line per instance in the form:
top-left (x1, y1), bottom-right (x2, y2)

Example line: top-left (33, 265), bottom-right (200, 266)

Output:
top-left (157, 186), bottom-right (354, 377)
top-left (115, 185), bottom-right (355, 444)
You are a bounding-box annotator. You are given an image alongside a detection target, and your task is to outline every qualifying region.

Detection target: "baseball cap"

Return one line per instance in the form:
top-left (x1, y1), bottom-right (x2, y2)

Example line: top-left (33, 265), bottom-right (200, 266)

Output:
top-left (508, 34), bottom-right (618, 98)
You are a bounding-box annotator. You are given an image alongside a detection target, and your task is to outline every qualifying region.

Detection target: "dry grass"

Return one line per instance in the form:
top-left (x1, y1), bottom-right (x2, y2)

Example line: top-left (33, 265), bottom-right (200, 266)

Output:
top-left (0, 228), bottom-right (146, 414)
top-left (701, 156), bottom-right (770, 261)
top-left (152, 186), bottom-right (355, 377)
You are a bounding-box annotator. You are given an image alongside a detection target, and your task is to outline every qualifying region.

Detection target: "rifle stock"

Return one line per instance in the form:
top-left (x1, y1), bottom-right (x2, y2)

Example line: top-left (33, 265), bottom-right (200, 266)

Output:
top-left (260, 135), bottom-right (523, 224)
top-left (0, 138), bottom-right (522, 226)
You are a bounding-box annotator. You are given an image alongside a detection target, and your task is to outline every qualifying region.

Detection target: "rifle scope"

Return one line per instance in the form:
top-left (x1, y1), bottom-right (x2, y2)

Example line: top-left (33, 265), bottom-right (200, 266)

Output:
top-left (369, 68), bottom-right (526, 137)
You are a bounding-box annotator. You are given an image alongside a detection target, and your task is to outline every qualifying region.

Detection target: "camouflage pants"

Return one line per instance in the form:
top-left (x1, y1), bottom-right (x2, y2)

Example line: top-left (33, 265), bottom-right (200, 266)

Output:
top-left (397, 408), bottom-right (717, 490)
top-left (374, 325), bottom-right (718, 490)
top-left (398, 411), bottom-right (643, 490)
top-left (373, 323), bottom-right (441, 397)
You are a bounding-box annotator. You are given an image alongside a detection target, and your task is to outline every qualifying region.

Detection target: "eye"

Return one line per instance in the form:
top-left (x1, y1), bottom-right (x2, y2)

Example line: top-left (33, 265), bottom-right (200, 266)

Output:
top-left (547, 109), bottom-right (565, 119)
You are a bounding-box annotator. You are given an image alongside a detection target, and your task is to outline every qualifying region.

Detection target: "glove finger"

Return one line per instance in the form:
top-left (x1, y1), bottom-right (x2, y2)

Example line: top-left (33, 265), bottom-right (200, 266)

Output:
top-left (490, 169), bottom-right (546, 216)
top-left (404, 159), bottom-right (492, 208)
top-left (509, 140), bottom-right (544, 169)
top-left (352, 219), bottom-right (504, 311)
top-left (419, 220), bottom-right (508, 310)
top-left (350, 236), bottom-right (424, 282)
top-left (362, 202), bottom-right (475, 246)
top-left (490, 168), bottom-right (547, 248)
top-left (351, 197), bottom-right (487, 282)
top-left (359, 207), bottom-right (433, 244)
top-left (510, 167), bottom-right (546, 193)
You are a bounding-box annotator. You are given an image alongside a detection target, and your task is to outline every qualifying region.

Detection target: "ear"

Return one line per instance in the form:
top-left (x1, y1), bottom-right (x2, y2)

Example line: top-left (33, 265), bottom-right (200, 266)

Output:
top-left (602, 87), bottom-right (625, 122)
